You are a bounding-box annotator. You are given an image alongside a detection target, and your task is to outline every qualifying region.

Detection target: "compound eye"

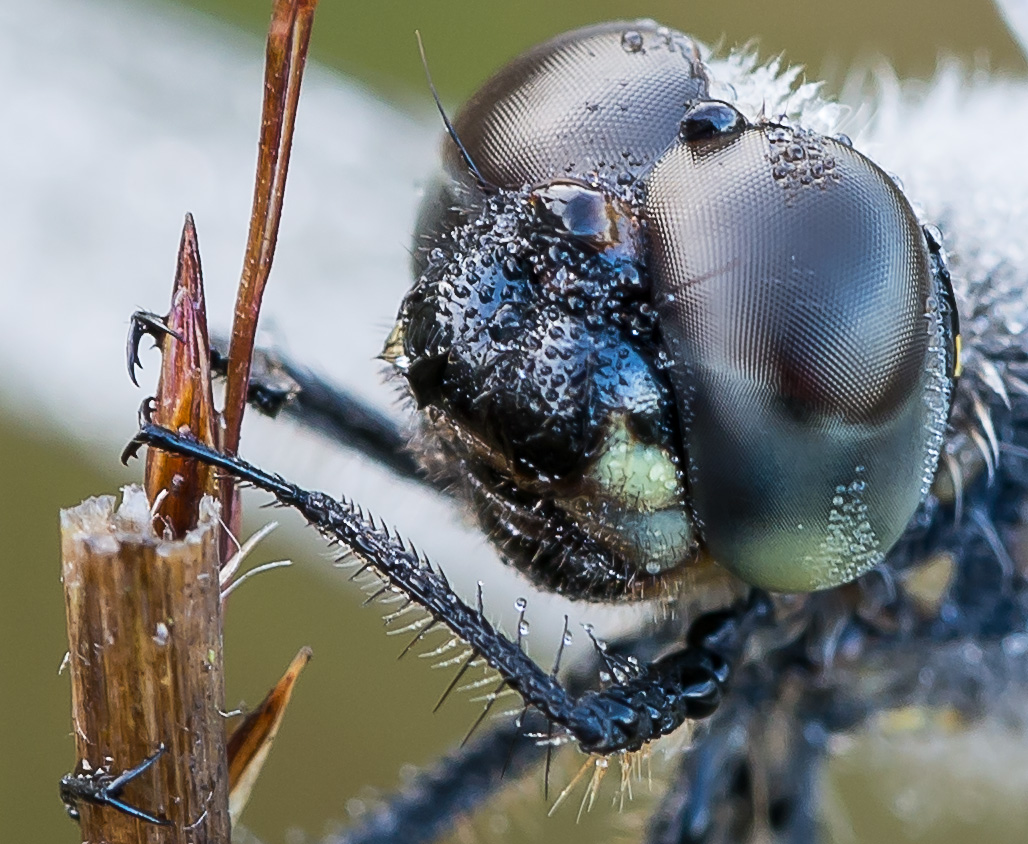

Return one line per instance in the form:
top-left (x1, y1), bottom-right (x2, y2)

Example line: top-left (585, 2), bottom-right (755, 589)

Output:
top-left (448, 21), bottom-right (708, 191)
top-left (646, 125), bottom-right (955, 592)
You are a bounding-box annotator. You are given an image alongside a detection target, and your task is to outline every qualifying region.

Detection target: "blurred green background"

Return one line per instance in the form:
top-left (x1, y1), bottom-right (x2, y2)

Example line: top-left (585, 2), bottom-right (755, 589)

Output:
top-left (182, 0), bottom-right (1027, 99)
top-left (2, 1), bottom-right (1026, 843)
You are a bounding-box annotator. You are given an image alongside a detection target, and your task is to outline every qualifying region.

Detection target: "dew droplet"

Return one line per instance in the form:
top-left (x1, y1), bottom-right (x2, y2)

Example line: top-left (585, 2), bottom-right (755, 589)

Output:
top-left (620, 30), bottom-right (644, 53)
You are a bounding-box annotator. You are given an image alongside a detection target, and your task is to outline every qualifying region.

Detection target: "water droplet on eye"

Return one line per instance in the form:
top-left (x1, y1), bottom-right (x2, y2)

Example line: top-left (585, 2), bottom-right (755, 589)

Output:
top-left (834, 133), bottom-right (853, 147)
top-left (514, 597), bottom-right (527, 612)
top-left (621, 30), bottom-right (644, 52)
top-left (832, 495), bottom-right (844, 507)
top-left (1003, 633), bottom-right (1028, 657)
top-left (680, 101), bottom-right (746, 142)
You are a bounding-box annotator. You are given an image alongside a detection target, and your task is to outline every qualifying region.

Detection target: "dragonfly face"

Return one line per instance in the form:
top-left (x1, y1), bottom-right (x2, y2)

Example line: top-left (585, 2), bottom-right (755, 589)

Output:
top-left (389, 21), bottom-right (958, 598)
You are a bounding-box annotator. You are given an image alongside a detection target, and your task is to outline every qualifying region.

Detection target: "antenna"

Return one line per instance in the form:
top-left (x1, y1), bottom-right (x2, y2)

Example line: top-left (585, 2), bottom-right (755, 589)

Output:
top-left (415, 30), bottom-right (494, 193)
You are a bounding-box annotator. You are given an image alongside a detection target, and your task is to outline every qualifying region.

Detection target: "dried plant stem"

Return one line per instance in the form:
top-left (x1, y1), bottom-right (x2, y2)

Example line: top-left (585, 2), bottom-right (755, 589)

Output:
top-left (61, 488), bottom-right (229, 843)
top-left (145, 214), bottom-right (218, 538)
top-left (221, 0), bottom-right (318, 545)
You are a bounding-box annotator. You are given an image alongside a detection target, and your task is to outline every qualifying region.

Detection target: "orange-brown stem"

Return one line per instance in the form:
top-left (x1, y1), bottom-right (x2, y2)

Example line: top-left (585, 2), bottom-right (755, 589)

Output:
top-left (221, 0), bottom-right (318, 551)
top-left (145, 214), bottom-right (218, 539)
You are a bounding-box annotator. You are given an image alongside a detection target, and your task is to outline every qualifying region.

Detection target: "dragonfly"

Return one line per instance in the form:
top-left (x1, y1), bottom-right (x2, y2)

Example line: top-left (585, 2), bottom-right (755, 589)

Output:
top-left (121, 6), bottom-right (1028, 844)
top-left (4, 2), bottom-right (1023, 843)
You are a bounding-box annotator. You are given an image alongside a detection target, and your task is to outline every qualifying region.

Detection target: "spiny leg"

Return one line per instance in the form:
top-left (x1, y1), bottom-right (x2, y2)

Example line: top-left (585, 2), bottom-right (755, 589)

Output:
top-left (126, 310), bottom-right (183, 387)
top-left (126, 314), bottom-right (424, 484)
top-left (208, 343), bottom-right (425, 484)
top-left (126, 422), bottom-right (771, 755)
top-left (328, 621), bottom-right (689, 844)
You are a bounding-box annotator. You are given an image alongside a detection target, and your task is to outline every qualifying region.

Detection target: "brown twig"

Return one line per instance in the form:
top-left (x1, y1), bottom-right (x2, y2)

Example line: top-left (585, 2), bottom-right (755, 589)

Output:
top-left (221, 0), bottom-right (318, 548)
